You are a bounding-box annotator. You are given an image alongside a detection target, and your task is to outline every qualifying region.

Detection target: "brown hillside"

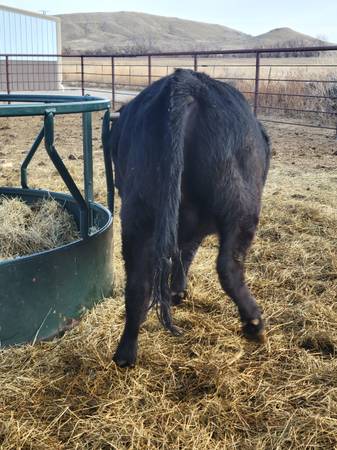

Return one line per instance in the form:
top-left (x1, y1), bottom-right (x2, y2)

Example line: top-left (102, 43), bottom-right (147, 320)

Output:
top-left (57, 12), bottom-right (330, 54)
top-left (254, 27), bottom-right (327, 47)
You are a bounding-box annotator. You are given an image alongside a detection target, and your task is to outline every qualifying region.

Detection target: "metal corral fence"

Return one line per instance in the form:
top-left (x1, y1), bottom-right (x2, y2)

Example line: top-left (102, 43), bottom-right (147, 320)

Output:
top-left (1, 45), bottom-right (337, 132)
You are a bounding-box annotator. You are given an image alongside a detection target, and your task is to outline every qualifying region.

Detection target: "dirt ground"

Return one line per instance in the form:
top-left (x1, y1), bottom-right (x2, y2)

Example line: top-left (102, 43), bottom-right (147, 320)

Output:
top-left (0, 114), bottom-right (336, 188)
top-left (0, 114), bottom-right (337, 449)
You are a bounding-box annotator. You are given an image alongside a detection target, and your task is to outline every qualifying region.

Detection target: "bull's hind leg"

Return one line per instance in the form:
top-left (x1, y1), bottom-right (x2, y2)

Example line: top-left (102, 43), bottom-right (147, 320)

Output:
top-left (171, 205), bottom-right (205, 305)
top-left (216, 218), bottom-right (265, 342)
top-left (171, 237), bottom-right (203, 305)
top-left (113, 231), bottom-right (152, 368)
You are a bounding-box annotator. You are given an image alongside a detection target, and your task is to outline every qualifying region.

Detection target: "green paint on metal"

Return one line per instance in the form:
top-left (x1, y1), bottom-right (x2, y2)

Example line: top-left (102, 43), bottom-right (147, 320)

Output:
top-left (0, 189), bottom-right (114, 347)
top-left (0, 94), bottom-right (114, 347)
top-left (0, 94), bottom-right (110, 117)
top-left (82, 110), bottom-right (94, 228)
top-left (20, 125), bottom-right (45, 189)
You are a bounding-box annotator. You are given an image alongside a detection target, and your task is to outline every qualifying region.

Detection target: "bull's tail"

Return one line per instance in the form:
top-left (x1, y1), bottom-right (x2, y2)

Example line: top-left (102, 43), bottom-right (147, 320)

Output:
top-left (151, 72), bottom-right (197, 335)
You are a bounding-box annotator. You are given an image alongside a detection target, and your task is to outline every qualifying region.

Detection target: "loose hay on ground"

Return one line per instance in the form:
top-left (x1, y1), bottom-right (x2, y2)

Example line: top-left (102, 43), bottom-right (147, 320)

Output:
top-left (0, 118), bottom-right (336, 449)
top-left (0, 197), bottom-right (80, 260)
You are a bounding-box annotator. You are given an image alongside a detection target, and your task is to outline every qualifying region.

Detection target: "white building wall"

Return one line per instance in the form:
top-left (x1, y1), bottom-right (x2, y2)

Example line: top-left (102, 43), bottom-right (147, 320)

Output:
top-left (0, 5), bottom-right (61, 91)
top-left (0, 5), bottom-right (60, 58)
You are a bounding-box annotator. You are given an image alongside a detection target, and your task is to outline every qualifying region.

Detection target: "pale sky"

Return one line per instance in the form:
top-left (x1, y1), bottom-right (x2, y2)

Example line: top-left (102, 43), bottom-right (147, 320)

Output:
top-left (2, 0), bottom-right (337, 42)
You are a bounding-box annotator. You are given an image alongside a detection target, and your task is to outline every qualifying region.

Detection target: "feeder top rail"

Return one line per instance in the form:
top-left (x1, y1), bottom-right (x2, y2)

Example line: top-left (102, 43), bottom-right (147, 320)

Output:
top-left (0, 94), bottom-right (111, 117)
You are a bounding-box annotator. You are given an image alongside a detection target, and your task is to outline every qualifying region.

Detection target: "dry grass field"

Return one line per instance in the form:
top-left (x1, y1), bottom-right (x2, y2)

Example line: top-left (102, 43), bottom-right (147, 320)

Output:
top-left (0, 113), bottom-right (337, 449)
top-left (62, 56), bottom-right (337, 88)
top-left (61, 55), bottom-right (337, 127)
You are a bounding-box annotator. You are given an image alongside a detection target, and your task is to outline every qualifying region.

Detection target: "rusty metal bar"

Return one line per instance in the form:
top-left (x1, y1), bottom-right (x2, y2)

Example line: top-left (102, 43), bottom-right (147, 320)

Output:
top-left (254, 52), bottom-right (260, 116)
top-left (1, 45), bottom-right (336, 133)
top-left (80, 55), bottom-right (85, 96)
top-left (148, 55), bottom-right (152, 85)
top-left (216, 76), bottom-right (255, 81)
top-left (257, 104), bottom-right (336, 115)
top-left (5, 56), bottom-right (10, 95)
top-left (261, 118), bottom-right (336, 131)
top-left (253, 78), bottom-right (337, 84)
top-left (194, 55), bottom-right (198, 72)
top-left (2, 43), bottom-right (337, 58)
top-left (111, 56), bottom-right (115, 109)
top-left (258, 91), bottom-right (335, 100)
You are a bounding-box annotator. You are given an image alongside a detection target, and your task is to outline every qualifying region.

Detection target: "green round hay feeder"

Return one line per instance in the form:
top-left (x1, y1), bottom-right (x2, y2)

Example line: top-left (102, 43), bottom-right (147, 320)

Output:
top-left (0, 94), bottom-right (115, 346)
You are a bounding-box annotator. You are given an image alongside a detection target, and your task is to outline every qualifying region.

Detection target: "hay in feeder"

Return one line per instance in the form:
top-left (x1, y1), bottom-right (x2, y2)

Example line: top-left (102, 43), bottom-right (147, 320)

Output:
top-left (0, 196), bottom-right (80, 260)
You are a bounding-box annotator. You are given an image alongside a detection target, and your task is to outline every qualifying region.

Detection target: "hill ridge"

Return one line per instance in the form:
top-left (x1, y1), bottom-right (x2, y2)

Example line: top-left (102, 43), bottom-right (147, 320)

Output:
top-left (57, 11), bottom-right (330, 53)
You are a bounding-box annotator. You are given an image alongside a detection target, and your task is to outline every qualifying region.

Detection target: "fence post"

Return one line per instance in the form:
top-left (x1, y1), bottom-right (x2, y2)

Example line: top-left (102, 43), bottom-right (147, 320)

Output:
top-left (80, 55), bottom-right (85, 96)
top-left (148, 55), bottom-right (152, 86)
top-left (194, 54), bottom-right (198, 72)
top-left (5, 55), bottom-right (10, 95)
top-left (111, 56), bottom-right (115, 109)
top-left (253, 51), bottom-right (260, 116)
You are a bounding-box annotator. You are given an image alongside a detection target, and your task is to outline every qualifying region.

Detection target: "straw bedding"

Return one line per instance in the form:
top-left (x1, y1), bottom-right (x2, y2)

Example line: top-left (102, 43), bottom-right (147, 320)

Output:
top-left (0, 197), bottom-right (80, 260)
top-left (0, 120), bottom-right (336, 449)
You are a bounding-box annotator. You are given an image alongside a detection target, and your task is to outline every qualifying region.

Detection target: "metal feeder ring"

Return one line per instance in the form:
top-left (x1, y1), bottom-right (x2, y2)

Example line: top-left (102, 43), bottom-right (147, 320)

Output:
top-left (0, 94), bottom-right (115, 346)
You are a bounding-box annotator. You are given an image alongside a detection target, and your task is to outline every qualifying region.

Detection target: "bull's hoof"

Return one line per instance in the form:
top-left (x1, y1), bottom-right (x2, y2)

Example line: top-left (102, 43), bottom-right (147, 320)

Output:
top-left (242, 318), bottom-right (266, 343)
top-left (113, 344), bottom-right (137, 368)
top-left (171, 290), bottom-right (187, 306)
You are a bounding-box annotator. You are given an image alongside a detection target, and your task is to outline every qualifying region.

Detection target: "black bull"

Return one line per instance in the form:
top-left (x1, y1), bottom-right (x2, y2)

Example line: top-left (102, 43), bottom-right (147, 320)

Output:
top-left (107, 69), bottom-right (270, 367)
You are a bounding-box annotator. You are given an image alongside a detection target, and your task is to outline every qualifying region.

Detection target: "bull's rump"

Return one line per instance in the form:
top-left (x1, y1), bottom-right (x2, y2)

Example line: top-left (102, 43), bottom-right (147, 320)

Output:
top-left (112, 69), bottom-right (270, 216)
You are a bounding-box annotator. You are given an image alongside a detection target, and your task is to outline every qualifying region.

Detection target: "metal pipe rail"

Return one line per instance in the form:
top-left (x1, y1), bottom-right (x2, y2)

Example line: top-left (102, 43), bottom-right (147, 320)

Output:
top-left (0, 94), bottom-right (114, 236)
top-left (1, 44), bottom-right (336, 132)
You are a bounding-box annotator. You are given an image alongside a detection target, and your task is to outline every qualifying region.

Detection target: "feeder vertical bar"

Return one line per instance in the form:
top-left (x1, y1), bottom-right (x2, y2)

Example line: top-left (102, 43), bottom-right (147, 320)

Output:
top-left (82, 110), bottom-right (94, 227)
top-left (111, 56), bottom-right (115, 109)
top-left (21, 125), bottom-right (45, 188)
top-left (102, 109), bottom-right (115, 214)
top-left (44, 111), bottom-right (89, 238)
